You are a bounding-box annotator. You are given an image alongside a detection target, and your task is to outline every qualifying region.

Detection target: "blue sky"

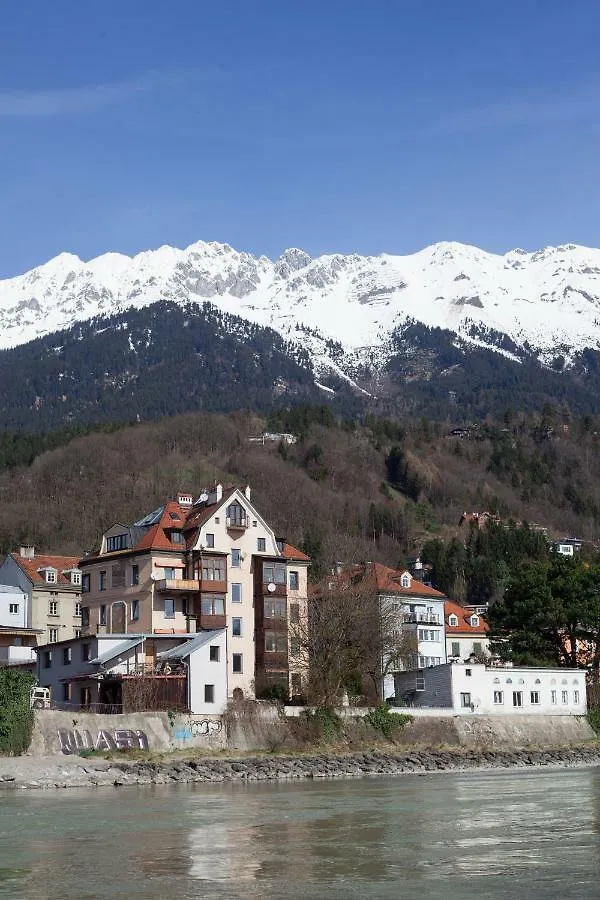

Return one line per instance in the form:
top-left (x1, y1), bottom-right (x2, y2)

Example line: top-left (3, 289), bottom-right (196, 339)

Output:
top-left (1, 0), bottom-right (600, 276)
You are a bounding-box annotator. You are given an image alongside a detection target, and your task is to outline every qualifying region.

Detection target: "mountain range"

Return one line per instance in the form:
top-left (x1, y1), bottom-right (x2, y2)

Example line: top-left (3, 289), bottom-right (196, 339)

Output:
top-left (3, 239), bottom-right (600, 429)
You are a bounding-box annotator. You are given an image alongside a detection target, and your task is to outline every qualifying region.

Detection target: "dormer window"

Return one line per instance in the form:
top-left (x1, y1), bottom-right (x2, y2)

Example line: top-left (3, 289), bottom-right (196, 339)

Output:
top-left (106, 534), bottom-right (129, 553)
top-left (71, 571), bottom-right (81, 586)
top-left (226, 502), bottom-right (247, 528)
top-left (44, 569), bottom-right (57, 584)
top-left (400, 572), bottom-right (412, 589)
top-left (170, 530), bottom-right (184, 544)
top-left (470, 615), bottom-right (480, 627)
top-left (448, 614), bottom-right (459, 627)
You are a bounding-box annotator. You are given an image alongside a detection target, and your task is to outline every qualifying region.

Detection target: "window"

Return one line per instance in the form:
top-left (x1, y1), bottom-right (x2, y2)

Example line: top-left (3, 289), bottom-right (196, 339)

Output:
top-left (74, 628), bottom-right (82, 639)
top-left (291, 673), bottom-right (302, 694)
top-left (75, 602), bottom-right (81, 617)
top-left (530, 691), bottom-right (540, 705)
top-left (100, 605), bottom-right (106, 626)
top-left (43, 650), bottom-right (52, 668)
top-left (80, 686), bottom-right (91, 706)
top-left (81, 607), bottom-right (90, 628)
top-left (232, 653), bottom-right (243, 674)
top-left (99, 571), bottom-right (107, 591)
top-left (551, 690), bottom-right (557, 705)
top-left (164, 598), bottom-right (175, 619)
top-left (290, 602), bottom-right (300, 624)
top-left (574, 690), bottom-right (580, 704)
top-left (14, 636), bottom-right (23, 646)
top-left (106, 534), bottom-right (128, 552)
top-left (82, 643), bottom-right (91, 662)
top-left (472, 642), bottom-right (483, 656)
top-left (415, 676), bottom-right (425, 691)
top-left (470, 615), bottom-right (480, 627)
top-left (289, 571), bottom-right (299, 591)
top-left (209, 645), bottom-right (220, 662)
top-left (71, 571), bottom-right (81, 586)
top-left (48, 628), bottom-right (59, 643)
top-left (62, 683), bottom-right (71, 702)
top-left (264, 632), bottom-right (287, 652)
top-left (494, 691), bottom-right (503, 705)
top-left (290, 638), bottom-right (300, 658)
top-left (264, 598), bottom-right (286, 618)
top-left (204, 684), bottom-right (215, 703)
top-left (231, 583), bottom-right (242, 603)
top-left (257, 538), bottom-right (266, 552)
top-left (45, 569), bottom-right (57, 584)
top-left (8, 603), bottom-right (19, 614)
top-left (205, 533), bottom-right (215, 549)
top-left (226, 502), bottom-right (247, 527)
top-left (201, 595), bottom-right (225, 616)
top-left (451, 642), bottom-right (460, 657)
top-left (232, 617), bottom-right (242, 637)
top-left (263, 564), bottom-right (286, 584)
top-left (231, 549), bottom-right (242, 568)
top-left (400, 573), bottom-right (411, 588)
top-left (448, 614), bottom-right (459, 627)
top-left (418, 629), bottom-right (439, 642)
top-left (82, 573), bottom-right (90, 593)
top-left (131, 599), bottom-right (140, 621)
top-left (460, 692), bottom-right (472, 708)
top-left (512, 691), bottom-right (523, 707)
top-left (164, 567), bottom-right (176, 580)
top-left (63, 647), bottom-right (72, 665)
top-left (200, 558), bottom-right (225, 581)
top-left (48, 600), bottom-right (59, 617)
top-left (465, 668), bottom-right (472, 677)
top-left (562, 690), bottom-right (569, 704)
top-left (170, 531), bottom-right (184, 544)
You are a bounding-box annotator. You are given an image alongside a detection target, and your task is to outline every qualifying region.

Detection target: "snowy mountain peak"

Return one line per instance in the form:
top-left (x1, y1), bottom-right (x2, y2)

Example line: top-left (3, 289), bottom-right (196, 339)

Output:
top-left (3, 239), bottom-right (600, 377)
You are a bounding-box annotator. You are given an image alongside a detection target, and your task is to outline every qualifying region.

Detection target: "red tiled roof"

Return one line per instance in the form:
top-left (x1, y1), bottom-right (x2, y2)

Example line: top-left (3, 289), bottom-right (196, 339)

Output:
top-left (313, 562), bottom-right (446, 599)
top-left (445, 599), bottom-right (489, 634)
top-left (10, 553), bottom-right (81, 586)
top-left (281, 542), bottom-right (310, 561)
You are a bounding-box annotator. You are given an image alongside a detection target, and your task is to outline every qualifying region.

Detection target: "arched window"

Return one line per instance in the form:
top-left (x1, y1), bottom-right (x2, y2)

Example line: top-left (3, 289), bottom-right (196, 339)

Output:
top-left (470, 614), bottom-right (480, 627)
top-left (561, 679), bottom-right (568, 685)
top-left (550, 678), bottom-right (556, 685)
top-left (448, 614), bottom-right (459, 627)
top-left (493, 677), bottom-right (500, 684)
top-left (573, 679), bottom-right (579, 685)
top-left (506, 678), bottom-right (512, 684)
top-left (534, 678), bottom-right (541, 684)
top-left (400, 572), bottom-right (412, 589)
top-left (518, 678), bottom-right (524, 684)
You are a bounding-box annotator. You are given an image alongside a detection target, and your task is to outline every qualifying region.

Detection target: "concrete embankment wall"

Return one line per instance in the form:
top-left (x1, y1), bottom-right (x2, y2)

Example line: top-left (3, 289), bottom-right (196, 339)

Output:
top-left (28, 706), bottom-right (595, 756)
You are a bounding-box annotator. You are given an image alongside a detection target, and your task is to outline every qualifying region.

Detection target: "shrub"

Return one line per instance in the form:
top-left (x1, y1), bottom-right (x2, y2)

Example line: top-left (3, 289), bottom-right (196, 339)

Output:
top-left (587, 708), bottom-right (600, 734)
top-left (365, 704), bottom-right (413, 740)
top-left (303, 707), bottom-right (342, 743)
top-left (0, 669), bottom-right (35, 755)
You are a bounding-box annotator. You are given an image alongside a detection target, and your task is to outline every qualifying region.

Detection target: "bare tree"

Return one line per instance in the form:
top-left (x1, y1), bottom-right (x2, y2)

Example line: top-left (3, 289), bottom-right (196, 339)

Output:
top-left (291, 575), bottom-right (417, 706)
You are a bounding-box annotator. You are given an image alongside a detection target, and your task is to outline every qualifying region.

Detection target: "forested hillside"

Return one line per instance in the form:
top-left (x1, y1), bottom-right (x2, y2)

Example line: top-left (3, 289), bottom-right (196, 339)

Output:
top-left (2, 407), bottom-right (600, 588)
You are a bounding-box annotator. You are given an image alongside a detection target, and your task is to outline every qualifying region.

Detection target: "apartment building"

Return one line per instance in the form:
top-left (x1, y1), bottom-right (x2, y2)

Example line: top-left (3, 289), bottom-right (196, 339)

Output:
top-left (0, 547), bottom-right (82, 645)
top-left (445, 600), bottom-right (490, 661)
top-left (79, 483), bottom-right (309, 699)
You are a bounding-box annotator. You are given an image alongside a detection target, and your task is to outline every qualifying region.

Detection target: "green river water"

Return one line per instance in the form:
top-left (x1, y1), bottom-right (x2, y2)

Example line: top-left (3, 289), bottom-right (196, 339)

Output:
top-left (0, 767), bottom-right (599, 899)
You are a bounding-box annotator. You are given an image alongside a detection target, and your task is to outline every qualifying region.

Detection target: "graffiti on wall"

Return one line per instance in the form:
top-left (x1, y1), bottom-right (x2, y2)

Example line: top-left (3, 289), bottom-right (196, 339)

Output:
top-left (172, 718), bottom-right (222, 741)
top-left (58, 728), bottom-right (149, 755)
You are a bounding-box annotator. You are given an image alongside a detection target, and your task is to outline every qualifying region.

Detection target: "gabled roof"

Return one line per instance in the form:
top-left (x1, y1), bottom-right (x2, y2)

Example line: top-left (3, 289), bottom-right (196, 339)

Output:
top-left (158, 629), bottom-right (226, 660)
top-left (10, 553), bottom-right (81, 586)
top-left (89, 637), bottom-right (145, 666)
top-left (313, 562), bottom-right (446, 600)
top-left (445, 599), bottom-right (489, 634)
top-left (281, 542), bottom-right (310, 562)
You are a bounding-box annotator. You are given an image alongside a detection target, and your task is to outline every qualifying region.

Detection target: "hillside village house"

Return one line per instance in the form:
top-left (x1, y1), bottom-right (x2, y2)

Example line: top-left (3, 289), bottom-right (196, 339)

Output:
top-left (78, 484), bottom-right (309, 701)
top-left (0, 548), bottom-right (82, 646)
top-left (36, 631), bottom-right (228, 714)
top-left (445, 600), bottom-right (490, 661)
top-left (394, 662), bottom-right (587, 716)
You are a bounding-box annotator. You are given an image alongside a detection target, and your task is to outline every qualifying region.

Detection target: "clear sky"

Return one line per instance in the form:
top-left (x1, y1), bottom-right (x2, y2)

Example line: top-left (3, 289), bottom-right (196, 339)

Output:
top-left (2, 0), bottom-right (600, 276)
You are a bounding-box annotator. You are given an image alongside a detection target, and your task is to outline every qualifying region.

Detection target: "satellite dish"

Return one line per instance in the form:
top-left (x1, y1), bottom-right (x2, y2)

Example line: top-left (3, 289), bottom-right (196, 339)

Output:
top-left (267, 583), bottom-right (276, 593)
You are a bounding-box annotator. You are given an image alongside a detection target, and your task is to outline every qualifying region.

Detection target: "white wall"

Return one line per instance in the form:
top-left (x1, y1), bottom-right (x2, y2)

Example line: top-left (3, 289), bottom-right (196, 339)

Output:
top-left (0, 585), bottom-right (28, 628)
top-left (446, 634), bottom-right (490, 660)
top-left (450, 664), bottom-right (587, 716)
top-left (188, 630), bottom-right (228, 714)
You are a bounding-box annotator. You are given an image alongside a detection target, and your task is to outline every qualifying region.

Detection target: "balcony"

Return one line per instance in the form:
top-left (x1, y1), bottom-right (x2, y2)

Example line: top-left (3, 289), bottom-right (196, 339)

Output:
top-left (200, 578), bottom-right (227, 594)
top-left (226, 515), bottom-right (248, 531)
top-left (402, 613), bottom-right (441, 625)
top-left (155, 578), bottom-right (200, 593)
top-left (198, 613), bottom-right (227, 630)
top-left (0, 646), bottom-right (36, 664)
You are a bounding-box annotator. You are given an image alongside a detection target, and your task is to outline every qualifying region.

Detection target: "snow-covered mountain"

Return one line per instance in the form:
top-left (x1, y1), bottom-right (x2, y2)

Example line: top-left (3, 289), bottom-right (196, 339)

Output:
top-left (3, 239), bottom-right (600, 375)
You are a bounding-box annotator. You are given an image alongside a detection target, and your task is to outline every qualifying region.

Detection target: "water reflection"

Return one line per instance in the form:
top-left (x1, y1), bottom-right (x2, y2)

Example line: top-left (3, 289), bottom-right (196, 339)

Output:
top-left (0, 769), bottom-right (599, 900)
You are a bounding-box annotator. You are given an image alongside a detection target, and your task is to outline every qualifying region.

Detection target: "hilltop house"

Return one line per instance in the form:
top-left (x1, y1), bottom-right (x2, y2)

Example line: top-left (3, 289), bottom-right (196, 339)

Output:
top-left (0, 547), bottom-right (82, 646)
top-left (445, 600), bottom-right (490, 661)
top-left (78, 484), bottom-right (309, 701)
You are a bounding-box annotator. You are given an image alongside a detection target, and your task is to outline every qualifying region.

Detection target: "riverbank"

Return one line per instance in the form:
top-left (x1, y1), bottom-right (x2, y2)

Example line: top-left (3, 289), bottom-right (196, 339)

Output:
top-left (2, 744), bottom-right (600, 790)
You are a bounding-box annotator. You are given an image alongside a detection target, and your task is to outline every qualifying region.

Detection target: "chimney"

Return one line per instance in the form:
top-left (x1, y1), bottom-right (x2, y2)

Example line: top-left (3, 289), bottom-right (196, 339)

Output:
top-left (243, 485), bottom-right (251, 501)
top-left (177, 492), bottom-right (193, 507)
top-left (208, 482), bottom-right (223, 505)
top-left (19, 546), bottom-right (35, 560)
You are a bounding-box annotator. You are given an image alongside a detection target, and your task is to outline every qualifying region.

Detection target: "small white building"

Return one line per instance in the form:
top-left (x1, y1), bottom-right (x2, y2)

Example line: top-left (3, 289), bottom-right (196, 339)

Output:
top-left (37, 631), bottom-right (228, 714)
top-left (394, 662), bottom-right (587, 715)
top-left (445, 600), bottom-right (490, 661)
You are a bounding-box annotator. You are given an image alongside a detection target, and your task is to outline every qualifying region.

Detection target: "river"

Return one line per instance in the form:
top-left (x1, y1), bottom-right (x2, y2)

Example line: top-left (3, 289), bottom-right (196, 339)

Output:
top-left (0, 767), bottom-right (599, 899)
